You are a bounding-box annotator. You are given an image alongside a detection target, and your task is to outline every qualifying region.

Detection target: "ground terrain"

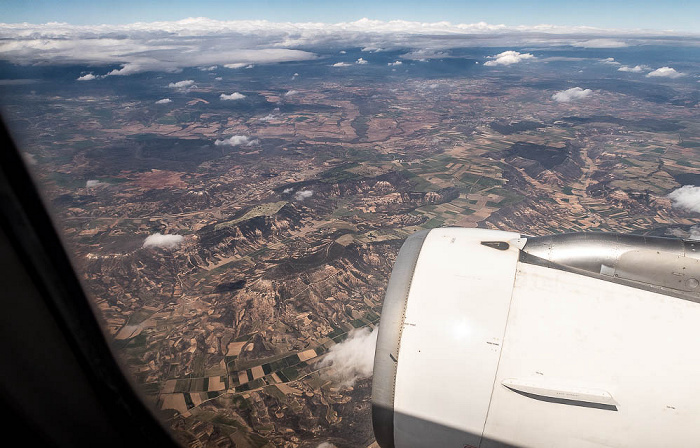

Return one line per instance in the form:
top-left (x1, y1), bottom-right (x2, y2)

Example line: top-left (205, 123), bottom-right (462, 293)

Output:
top-left (1, 46), bottom-right (700, 447)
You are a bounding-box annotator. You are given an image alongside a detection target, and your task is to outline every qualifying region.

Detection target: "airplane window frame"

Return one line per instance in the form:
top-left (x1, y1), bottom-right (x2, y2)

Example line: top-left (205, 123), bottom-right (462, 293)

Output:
top-left (0, 117), bottom-right (178, 448)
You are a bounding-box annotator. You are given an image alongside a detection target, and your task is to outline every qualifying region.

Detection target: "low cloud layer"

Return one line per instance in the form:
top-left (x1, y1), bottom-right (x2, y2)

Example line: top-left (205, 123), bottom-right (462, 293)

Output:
top-left (143, 233), bottom-right (184, 249)
top-left (318, 327), bottom-right (377, 387)
top-left (552, 87), bottom-right (592, 102)
top-left (331, 62), bottom-right (351, 67)
top-left (155, 98), bottom-right (172, 104)
top-left (484, 50), bottom-right (534, 66)
top-left (214, 135), bottom-right (258, 147)
top-left (220, 92), bottom-right (245, 100)
top-left (668, 185), bottom-right (700, 213)
top-left (646, 66), bottom-right (684, 78)
top-left (0, 18), bottom-right (693, 77)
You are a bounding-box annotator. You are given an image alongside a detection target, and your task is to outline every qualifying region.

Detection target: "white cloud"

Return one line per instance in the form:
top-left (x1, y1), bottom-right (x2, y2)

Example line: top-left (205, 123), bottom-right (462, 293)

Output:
top-left (283, 187), bottom-right (294, 194)
top-left (600, 57), bottom-right (621, 65)
top-left (168, 80), bottom-right (196, 91)
top-left (220, 92), bottom-right (245, 101)
top-left (106, 62), bottom-right (176, 77)
top-left (200, 65), bottom-right (217, 71)
top-left (552, 87), bottom-right (593, 103)
top-left (22, 153), bottom-right (37, 165)
top-left (155, 98), bottom-right (172, 104)
top-left (388, 60), bottom-right (402, 66)
top-left (214, 135), bottom-right (259, 147)
top-left (674, 225), bottom-right (700, 240)
top-left (143, 233), bottom-right (184, 249)
top-left (355, 57), bottom-right (368, 64)
top-left (669, 225), bottom-right (700, 240)
top-left (647, 67), bottom-right (684, 78)
top-left (318, 327), bottom-right (377, 387)
top-left (223, 62), bottom-right (255, 69)
top-left (668, 228), bottom-right (686, 238)
top-left (77, 73), bottom-right (97, 81)
top-left (484, 50), bottom-right (534, 66)
top-left (573, 39), bottom-right (628, 48)
top-left (331, 62), bottom-right (351, 67)
top-left (284, 90), bottom-right (298, 97)
top-left (618, 65), bottom-right (649, 73)
top-left (294, 190), bottom-right (313, 201)
top-left (214, 76), bottom-right (222, 80)
top-left (86, 179), bottom-right (106, 188)
top-left (690, 225), bottom-right (700, 240)
top-left (668, 186), bottom-right (700, 213)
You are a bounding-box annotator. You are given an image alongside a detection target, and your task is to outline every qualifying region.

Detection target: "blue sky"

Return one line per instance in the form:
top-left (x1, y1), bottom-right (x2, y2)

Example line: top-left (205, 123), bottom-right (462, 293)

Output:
top-left (3, 0), bottom-right (699, 32)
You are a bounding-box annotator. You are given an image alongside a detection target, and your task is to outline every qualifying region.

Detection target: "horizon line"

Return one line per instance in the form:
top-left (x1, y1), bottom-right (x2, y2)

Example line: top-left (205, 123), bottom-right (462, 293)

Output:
top-left (1, 17), bottom-right (698, 37)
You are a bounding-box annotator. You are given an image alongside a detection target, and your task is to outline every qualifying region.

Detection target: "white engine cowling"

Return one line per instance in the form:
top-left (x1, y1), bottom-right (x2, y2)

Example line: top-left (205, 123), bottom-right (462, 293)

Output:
top-left (372, 228), bottom-right (700, 448)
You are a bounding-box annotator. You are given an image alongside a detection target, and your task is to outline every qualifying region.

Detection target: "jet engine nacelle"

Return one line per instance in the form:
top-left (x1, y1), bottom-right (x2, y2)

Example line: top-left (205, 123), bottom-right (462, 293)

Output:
top-left (372, 228), bottom-right (700, 448)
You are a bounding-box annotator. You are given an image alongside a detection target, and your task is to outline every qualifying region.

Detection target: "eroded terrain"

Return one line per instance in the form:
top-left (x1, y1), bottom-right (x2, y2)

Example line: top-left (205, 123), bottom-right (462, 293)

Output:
top-left (2, 51), bottom-right (700, 447)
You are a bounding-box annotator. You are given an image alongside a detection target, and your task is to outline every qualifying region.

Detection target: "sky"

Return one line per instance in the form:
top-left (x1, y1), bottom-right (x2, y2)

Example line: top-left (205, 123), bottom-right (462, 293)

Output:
top-left (3, 0), bottom-right (699, 32)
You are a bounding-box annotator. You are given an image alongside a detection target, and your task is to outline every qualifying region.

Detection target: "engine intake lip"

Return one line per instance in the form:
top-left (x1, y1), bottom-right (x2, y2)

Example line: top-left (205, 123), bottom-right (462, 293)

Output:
top-left (371, 229), bottom-right (430, 448)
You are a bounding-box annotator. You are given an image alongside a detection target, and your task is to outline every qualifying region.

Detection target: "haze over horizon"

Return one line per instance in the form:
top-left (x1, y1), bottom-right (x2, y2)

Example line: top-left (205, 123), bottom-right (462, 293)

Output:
top-left (2, 0), bottom-right (699, 32)
top-left (1, 15), bottom-right (698, 81)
